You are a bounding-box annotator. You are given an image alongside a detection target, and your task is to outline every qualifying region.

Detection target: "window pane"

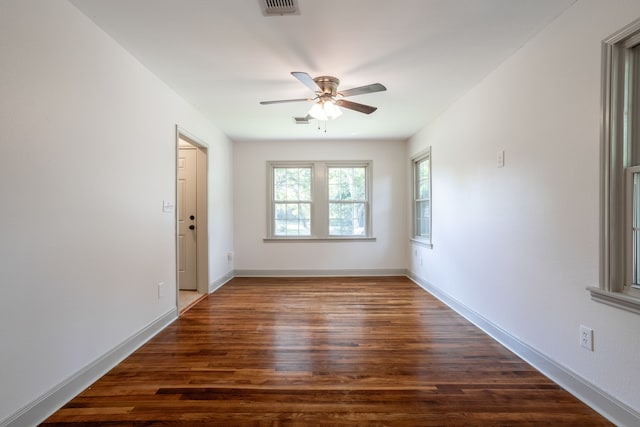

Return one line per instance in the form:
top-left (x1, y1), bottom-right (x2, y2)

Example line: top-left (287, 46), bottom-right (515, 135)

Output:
top-left (627, 45), bottom-right (640, 165)
top-left (274, 202), bottom-right (311, 236)
top-left (274, 167), bottom-right (311, 201)
top-left (416, 158), bottom-right (430, 200)
top-left (416, 201), bottom-right (430, 238)
top-left (328, 167), bottom-right (366, 201)
top-left (329, 202), bottom-right (365, 236)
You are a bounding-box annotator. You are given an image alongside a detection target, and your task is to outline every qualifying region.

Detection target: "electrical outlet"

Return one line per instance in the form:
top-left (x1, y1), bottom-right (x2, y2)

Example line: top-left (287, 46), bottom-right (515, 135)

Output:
top-left (227, 251), bottom-right (234, 262)
top-left (580, 325), bottom-right (593, 351)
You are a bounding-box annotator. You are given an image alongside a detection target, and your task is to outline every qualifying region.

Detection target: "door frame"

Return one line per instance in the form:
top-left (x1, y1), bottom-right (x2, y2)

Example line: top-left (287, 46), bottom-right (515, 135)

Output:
top-left (175, 126), bottom-right (209, 303)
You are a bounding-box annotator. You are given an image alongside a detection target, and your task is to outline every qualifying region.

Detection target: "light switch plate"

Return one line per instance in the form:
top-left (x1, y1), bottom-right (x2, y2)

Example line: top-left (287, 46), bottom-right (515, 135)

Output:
top-left (162, 200), bottom-right (174, 213)
top-left (158, 282), bottom-right (165, 298)
top-left (497, 150), bottom-right (505, 168)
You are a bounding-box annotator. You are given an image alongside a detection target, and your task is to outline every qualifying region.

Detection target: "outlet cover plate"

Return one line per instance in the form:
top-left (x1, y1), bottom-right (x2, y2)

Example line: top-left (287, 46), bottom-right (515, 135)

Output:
top-left (580, 325), bottom-right (594, 351)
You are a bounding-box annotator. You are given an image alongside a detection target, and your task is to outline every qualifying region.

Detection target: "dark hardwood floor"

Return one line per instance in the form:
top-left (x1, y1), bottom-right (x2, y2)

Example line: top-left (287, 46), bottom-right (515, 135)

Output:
top-left (42, 277), bottom-right (612, 426)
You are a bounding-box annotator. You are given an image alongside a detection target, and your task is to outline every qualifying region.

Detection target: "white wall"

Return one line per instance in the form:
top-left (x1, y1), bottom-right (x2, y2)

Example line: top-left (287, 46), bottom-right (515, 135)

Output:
top-left (407, 0), bottom-right (640, 414)
top-left (234, 139), bottom-right (406, 273)
top-left (0, 0), bottom-right (233, 423)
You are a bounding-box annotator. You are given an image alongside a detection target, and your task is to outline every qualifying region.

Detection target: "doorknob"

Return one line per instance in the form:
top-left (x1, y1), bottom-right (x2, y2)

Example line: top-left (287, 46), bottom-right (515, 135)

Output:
top-left (190, 215), bottom-right (195, 220)
top-left (189, 225), bottom-right (195, 230)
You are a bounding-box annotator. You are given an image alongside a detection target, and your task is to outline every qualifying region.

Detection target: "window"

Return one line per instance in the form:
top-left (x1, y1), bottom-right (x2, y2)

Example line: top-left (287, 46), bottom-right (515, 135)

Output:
top-left (328, 166), bottom-right (367, 236)
top-left (411, 149), bottom-right (432, 248)
top-left (591, 18), bottom-right (640, 314)
top-left (267, 161), bottom-right (373, 240)
top-left (273, 166), bottom-right (312, 236)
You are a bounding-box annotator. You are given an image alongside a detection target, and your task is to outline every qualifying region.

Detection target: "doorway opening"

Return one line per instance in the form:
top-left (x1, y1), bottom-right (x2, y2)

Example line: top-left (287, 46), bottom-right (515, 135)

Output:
top-left (176, 129), bottom-right (209, 314)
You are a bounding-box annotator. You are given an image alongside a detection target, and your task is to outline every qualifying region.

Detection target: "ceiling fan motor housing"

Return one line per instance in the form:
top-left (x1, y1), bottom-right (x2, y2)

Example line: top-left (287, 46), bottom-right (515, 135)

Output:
top-left (313, 76), bottom-right (340, 96)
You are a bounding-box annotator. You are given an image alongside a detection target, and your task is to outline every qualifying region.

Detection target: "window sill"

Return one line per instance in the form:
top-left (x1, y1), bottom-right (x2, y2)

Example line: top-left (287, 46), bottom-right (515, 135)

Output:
top-left (587, 287), bottom-right (640, 315)
top-left (410, 238), bottom-right (433, 249)
top-left (263, 237), bottom-right (376, 243)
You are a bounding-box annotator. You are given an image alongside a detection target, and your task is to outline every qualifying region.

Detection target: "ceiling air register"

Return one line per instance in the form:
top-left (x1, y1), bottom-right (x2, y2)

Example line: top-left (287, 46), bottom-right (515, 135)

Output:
top-left (260, 0), bottom-right (300, 16)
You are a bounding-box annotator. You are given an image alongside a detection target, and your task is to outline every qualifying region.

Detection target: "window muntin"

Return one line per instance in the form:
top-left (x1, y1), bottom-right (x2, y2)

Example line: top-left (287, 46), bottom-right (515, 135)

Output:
top-left (328, 166), bottom-right (367, 236)
top-left (412, 149), bottom-right (431, 245)
top-left (267, 161), bottom-right (372, 240)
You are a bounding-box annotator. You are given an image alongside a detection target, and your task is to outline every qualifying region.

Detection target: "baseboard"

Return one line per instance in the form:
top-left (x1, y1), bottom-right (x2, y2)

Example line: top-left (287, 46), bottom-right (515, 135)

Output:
top-left (233, 268), bottom-right (407, 277)
top-left (407, 271), bottom-right (640, 427)
top-left (209, 271), bottom-right (234, 293)
top-left (2, 308), bottom-right (177, 427)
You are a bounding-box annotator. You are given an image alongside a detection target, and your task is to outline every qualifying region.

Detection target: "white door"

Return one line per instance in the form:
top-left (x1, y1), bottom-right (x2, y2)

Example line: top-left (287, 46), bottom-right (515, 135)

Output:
top-left (178, 148), bottom-right (197, 290)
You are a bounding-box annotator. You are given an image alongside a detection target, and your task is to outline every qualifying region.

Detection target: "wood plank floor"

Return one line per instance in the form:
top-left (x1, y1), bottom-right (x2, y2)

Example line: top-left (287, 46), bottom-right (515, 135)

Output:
top-left (42, 277), bottom-right (612, 426)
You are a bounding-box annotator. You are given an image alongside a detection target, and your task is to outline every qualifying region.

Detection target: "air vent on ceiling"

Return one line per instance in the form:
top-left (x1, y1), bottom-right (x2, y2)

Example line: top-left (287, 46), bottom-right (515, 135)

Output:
top-left (260, 0), bottom-right (300, 16)
top-left (293, 116), bottom-right (309, 124)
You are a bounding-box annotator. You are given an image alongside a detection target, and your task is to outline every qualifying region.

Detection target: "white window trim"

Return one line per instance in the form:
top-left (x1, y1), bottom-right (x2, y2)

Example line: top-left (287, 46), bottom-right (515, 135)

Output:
top-left (265, 160), bottom-right (375, 241)
top-left (411, 148), bottom-right (433, 249)
top-left (590, 18), bottom-right (640, 315)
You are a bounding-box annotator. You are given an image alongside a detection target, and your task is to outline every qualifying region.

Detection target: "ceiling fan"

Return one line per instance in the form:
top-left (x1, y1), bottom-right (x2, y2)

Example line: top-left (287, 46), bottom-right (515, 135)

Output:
top-left (260, 72), bottom-right (386, 121)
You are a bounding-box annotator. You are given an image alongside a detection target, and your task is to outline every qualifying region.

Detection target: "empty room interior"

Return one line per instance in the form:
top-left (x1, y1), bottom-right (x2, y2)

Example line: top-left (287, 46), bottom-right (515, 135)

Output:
top-left (2, 0), bottom-right (640, 426)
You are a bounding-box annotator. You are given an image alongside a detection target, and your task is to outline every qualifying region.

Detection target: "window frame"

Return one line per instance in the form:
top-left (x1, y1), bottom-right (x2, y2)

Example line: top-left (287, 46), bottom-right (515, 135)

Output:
top-left (591, 18), bottom-right (640, 314)
top-left (265, 160), bottom-right (375, 241)
top-left (411, 148), bottom-right (433, 249)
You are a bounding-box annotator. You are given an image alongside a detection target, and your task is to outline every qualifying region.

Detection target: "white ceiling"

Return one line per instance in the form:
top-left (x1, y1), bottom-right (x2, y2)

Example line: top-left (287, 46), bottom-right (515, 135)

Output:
top-left (70, 0), bottom-right (575, 142)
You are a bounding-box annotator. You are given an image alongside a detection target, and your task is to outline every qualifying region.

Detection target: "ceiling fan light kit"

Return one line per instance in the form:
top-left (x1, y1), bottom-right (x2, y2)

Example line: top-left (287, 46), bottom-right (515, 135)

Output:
top-left (308, 99), bottom-right (342, 121)
top-left (260, 71), bottom-right (386, 124)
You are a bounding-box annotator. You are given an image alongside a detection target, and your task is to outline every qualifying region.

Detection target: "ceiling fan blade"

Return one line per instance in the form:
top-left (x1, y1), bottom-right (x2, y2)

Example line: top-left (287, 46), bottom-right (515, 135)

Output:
top-left (338, 83), bottom-right (386, 98)
top-left (260, 98), bottom-right (313, 105)
top-left (336, 99), bottom-right (378, 114)
top-left (291, 71), bottom-right (321, 92)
